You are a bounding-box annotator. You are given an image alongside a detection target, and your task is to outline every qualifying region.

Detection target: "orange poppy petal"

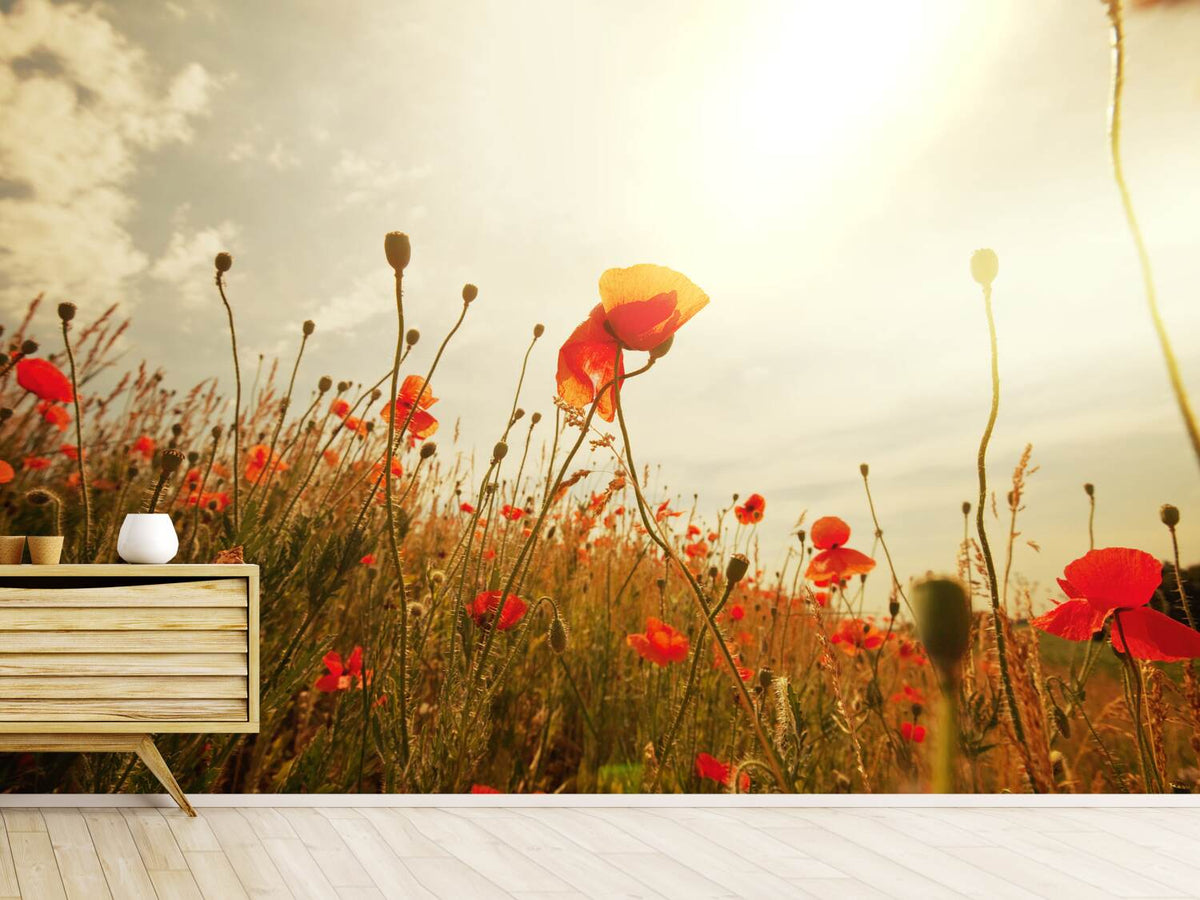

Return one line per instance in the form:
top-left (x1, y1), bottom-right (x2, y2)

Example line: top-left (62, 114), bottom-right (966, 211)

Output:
top-left (598, 265), bottom-right (709, 351)
top-left (1111, 607), bottom-right (1200, 662)
top-left (1030, 599), bottom-right (1105, 642)
top-left (1061, 547), bottom-right (1161, 613)
top-left (556, 304), bottom-right (622, 422)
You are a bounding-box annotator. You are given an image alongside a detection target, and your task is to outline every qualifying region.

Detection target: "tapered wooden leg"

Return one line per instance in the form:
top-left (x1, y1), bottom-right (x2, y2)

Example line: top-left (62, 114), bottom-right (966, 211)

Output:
top-left (135, 735), bottom-right (196, 817)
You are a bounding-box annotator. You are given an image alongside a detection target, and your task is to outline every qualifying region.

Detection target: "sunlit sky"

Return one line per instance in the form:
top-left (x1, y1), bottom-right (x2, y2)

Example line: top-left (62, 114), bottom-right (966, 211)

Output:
top-left (2, 0), bottom-right (1199, 609)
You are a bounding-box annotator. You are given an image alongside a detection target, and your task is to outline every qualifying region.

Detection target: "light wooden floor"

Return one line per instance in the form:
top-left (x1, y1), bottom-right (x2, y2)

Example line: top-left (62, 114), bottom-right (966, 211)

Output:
top-left (0, 806), bottom-right (1196, 899)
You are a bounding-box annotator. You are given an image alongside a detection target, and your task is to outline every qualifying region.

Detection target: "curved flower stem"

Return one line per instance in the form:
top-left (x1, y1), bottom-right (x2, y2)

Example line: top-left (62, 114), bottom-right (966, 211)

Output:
top-left (61, 319), bottom-right (90, 557)
top-left (1113, 611), bottom-right (1163, 792)
top-left (860, 468), bottom-right (913, 618)
top-left (215, 271), bottom-right (242, 531)
top-left (1166, 524), bottom-right (1195, 631)
top-left (610, 348), bottom-right (789, 792)
top-left (382, 268), bottom-right (411, 767)
top-left (1105, 0), bottom-right (1200, 468)
top-left (975, 281), bottom-right (1028, 751)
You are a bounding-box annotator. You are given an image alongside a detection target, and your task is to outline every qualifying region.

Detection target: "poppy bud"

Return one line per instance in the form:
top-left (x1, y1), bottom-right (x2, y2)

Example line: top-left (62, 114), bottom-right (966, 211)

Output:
top-left (302, 320), bottom-right (315, 336)
top-left (462, 283), bottom-right (478, 303)
top-left (649, 335), bottom-right (674, 360)
top-left (25, 489), bottom-right (53, 506)
top-left (757, 667), bottom-right (774, 691)
top-left (492, 441), bottom-right (508, 461)
top-left (530, 411), bottom-right (542, 425)
top-left (337, 380), bottom-right (351, 393)
top-left (1161, 504), bottom-right (1180, 528)
top-left (512, 408), bottom-right (525, 422)
top-left (211, 424), bottom-right (223, 439)
top-left (533, 323), bottom-right (545, 338)
top-left (549, 615), bottom-right (569, 654)
top-left (726, 553), bottom-right (750, 584)
top-left (20, 340), bottom-right (37, 356)
top-left (420, 441), bottom-right (437, 460)
top-left (370, 389), bottom-right (382, 402)
top-left (187, 451), bottom-right (199, 464)
top-left (888, 597), bottom-right (900, 618)
top-left (318, 376), bottom-right (332, 393)
top-left (1084, 482), bottom-right (1094, 497)
top-left (384, 232), bottom-right (411, 272)
top-left (961, 501), bottom-right (971, 516)
top-left (58, 302), bottom-right (76, 323)
top-left (405, 328), bottom-right (420, 346)
top-left (859, 462), bottom-right (869, 477)
top-left (912, 576), bottom-right (972, 684)
top-left (160, 448), bottom-right (185, 475)
top-left (970, 248), bottom-right (998, 287)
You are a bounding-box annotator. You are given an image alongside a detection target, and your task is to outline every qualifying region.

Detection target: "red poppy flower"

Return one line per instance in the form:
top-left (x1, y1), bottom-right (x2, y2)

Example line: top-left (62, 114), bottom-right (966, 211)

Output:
top-left (244, 444), bottom-right (288, 485)
top-left (806, 516), bottom-right (876, 582)
top-left (729, 604), bottom-right (745, 622)
top-left (37, 402), bottom-right (70, 432)
top-left (470, 784), bottom-right (501, 794)
top-left (686, 524), bottom-right (701, 538)
top-left (830, 617), bottom-right (886, 655)
top-left (500, 504), bottom-right (525, 522)
top-left (343, 416), bottom-right (368, 437)
top-left (897, 639), bottom-right (928, 667)
top-left (60, 444), bottom-right (85, 461)
top-left (331, 398), bottom-right (351, 418)
top-left (322, 449), bottom-right (340, 467)
top-left (361, 554), bottom-right (376, 566)
top-left (380, 375), bottom-right (438, 439)
top-left (187, 491), bottom-right (231, 511)
top-left (734, 493), bottom-right (766, 525)
top-left (684, 540), bottom-right (709, 560)
top-left (16, 358), bottom-right (73, 403)
top-left (900, 721), bottom-right (926, 743)
top-left (369, 457), bottom-right (404, 481)
top-left (655, 500), bottom-right (684, 522)
top-left (0, 461), bottom-right (12, 485)
top-left (460, 502), bottom-right (476, 514)
top-left (695, 752), bottom-right (751, 791)
top-left (132, 435), bottom-right (155, 460)
top-left (468, 590), bottom-right (528, 631)
top-left (22, 456), bottom-right (51, 471)
top-left (627, 617), bottom-right (689, 666)
top-left (315, 647), bottom-right (365, 692)
top-left (556, 265), bottom-right (709, 422)
top-left (1032, 547), bottom-right (1200, 662)
top-left (891, 684), bottom-right (926, 706)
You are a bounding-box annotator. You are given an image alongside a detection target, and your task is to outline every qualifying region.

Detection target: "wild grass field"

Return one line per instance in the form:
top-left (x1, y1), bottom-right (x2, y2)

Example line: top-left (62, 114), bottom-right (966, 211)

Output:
top-left (0, 234), bottom-right (1198, 798)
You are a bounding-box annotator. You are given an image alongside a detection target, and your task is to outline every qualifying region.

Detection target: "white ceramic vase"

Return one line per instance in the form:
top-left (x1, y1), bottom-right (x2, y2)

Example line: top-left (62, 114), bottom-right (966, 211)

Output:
top-left (117, 513), bottom-right (178, 565)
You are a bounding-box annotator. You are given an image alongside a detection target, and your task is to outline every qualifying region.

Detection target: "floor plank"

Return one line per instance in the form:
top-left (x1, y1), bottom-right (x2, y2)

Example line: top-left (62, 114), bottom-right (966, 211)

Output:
top-left (0, 805), bottom-right (1198, 899)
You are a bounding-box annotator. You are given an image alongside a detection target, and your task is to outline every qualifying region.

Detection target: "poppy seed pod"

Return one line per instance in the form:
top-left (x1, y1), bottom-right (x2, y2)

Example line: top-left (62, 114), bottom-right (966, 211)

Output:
top-left (20, 340), bottom-right (37, 356)
top-left (406, 328), bottom-right (420, 346)
top-left (214, 252), bottom-right (233, 273)
top-left (757, 667), bottom-right (774, 691)
top-left (419, 441), bottom-right (437, 460)
top-left (648, 334), bottom-right (674, 360)
top-left (1161, 504), bottom-right (1180, 528)
top-left (888, 597), bottom-right (900, 618)
top-left (859, 462), bottom-right (869, 477)
top-left (462, 283), bottom-right (478, 303)
top-left (912, 576), bottom-right (972, 682)
top-left (302, 320), bottom-right (315, 336)
top-left (160, 448), bottom-right (185, 474)
top-left (384, 232), bottom-right (411, 272)
top-left (530, 411), bottom-right (542, 425)
top-left (726, 553), bottom-right (750, 584)
top-left (318, 375), bottom-right (332, 393)
top-left (512, 408), bottom-right (525, 422)
top-left (492, 441), bottom-right (508, 461)
top-left (1084, 483), bottom-right (1095, 497)
top-left (533, 323), bottom-right (545, 338)
top-left (58, 302), bottom-right (76, 323)
top-left (337, 380), bottom-right (351, 393)
top-left (961, 501), bottom-right (971, 515)
top-left (549, 615), bottom-right (569, 654)
top-left (970, 248), bottom-right (999, 286)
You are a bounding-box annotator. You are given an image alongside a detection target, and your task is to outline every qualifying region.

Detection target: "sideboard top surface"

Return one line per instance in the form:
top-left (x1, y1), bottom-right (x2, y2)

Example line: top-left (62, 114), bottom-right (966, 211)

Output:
top-left (0, 564), bottom-right (258, 578)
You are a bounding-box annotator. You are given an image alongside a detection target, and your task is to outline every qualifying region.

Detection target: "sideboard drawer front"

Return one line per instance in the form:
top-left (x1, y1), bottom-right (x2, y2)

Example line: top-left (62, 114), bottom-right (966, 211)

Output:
top-left (0, 699), bottom-right (247, 721)
top-left (0, 676), bottom-right (247, 699)
top-left (0, 653), bottom-right (247, 676)
top-left (0, 578), bottom-right (247, 608)
top-left (0, 607), bottom-right (246, 631)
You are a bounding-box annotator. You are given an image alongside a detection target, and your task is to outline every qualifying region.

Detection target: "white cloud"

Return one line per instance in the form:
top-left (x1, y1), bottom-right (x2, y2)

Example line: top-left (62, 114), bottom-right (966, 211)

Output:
top-left (227, 126), bottom-right (300, 170)
top-left (0, 0), bottom-right (216, 312)
top-left (331, 149), bottom-right (431, 208)
top-left (306, 274), bottom-right (390, 334)
top-left (149, 217), bottom-right (239, 307)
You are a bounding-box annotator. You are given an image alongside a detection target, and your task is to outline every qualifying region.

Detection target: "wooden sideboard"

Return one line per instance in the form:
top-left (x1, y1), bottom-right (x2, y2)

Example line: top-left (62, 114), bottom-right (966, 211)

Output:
top-left (0, 564), bottom-right (259, 815)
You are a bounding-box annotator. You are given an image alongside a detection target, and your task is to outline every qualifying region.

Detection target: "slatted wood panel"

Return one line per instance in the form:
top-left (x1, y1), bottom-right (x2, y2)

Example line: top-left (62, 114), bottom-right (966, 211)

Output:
top-left (0, 575), bottom-right (252, 728)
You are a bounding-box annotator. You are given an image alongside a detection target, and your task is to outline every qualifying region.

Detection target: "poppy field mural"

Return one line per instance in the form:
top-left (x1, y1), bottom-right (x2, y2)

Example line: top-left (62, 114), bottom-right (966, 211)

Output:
top-left (2, 0), bottom-right (1200, 797)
